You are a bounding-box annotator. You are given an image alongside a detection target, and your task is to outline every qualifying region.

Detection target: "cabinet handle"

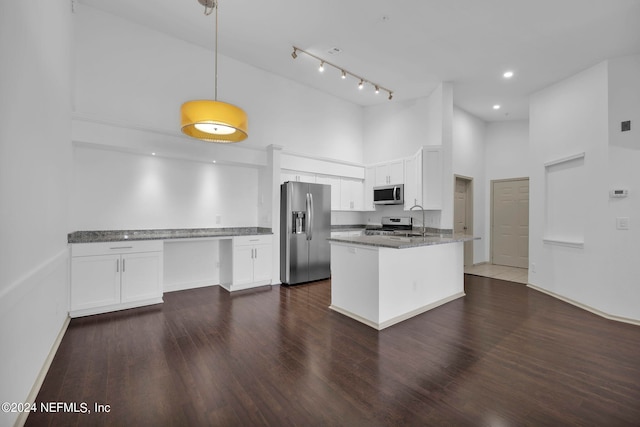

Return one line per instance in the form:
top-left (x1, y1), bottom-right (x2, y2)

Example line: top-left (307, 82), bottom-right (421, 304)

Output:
top-left (110, 246), bottom-right (133, 250)
top-left (249, 239), bottom-right (259, 242)
top-left (123, 259), bottom-right (126, 272)
top-left (116, 259), bottom-right (119, 272)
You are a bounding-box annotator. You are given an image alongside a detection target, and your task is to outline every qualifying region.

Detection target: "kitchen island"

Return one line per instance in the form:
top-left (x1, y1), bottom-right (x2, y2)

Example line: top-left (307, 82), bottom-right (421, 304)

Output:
top-left (328, 233), bottom-right (478, 330)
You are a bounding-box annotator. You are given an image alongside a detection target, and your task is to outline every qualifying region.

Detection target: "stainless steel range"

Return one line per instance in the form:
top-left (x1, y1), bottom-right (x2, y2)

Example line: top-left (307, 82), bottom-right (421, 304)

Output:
top-left (365, 216), bottom-right (413, 236)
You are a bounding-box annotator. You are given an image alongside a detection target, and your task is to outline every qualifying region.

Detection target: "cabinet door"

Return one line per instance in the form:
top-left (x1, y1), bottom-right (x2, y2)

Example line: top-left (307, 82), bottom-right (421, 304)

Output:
top-left (404, 151), bottom-right (422, 209)
top-left (233, 245), bottom-right (255, 286)
top-left (363, 167), bottom-right (375, 211)
top-left (120, 252), bottom-right (163, 303)
top-left (374, 164), bottom-right (389, 186)
top-left (71, 254), bottom-right (121, 311)
top-left (252, 244), bottom-right (273, 283)
top-left (423, 146), bottom-right (443, 209)
top-left (315, 175), bottom-right (341, 210)
top-left (388, 160), bottom-right (405, 185)
top-left (339, 178), bottom-right (362, 210)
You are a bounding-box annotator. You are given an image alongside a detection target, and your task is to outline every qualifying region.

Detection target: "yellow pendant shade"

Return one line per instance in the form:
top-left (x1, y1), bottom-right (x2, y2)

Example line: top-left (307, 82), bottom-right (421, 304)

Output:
top-left (180, 100), bottom-right (248, 143)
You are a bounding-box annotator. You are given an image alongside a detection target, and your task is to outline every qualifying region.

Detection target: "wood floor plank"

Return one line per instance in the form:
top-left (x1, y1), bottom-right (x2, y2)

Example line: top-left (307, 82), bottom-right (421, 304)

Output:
top-left (26, 275), bottom-right (640, 426)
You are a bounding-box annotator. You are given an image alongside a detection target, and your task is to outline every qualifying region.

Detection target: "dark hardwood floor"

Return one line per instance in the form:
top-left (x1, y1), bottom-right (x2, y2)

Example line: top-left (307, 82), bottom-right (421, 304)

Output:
top-left (27, 275), bottom-right (640, 426)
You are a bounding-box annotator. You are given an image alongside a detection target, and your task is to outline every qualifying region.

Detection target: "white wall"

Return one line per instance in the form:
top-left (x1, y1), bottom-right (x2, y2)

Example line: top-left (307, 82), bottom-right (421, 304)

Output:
top-left (71, 146), bottom-right (259, 230)
top-left (604, 54), bottom-right (640, 318)
top-left (0, 1), bottom-right (72, 425)
top-left (529, 60), bottom-right (640, 322)
top-left (484, 120), bottom-right (530, 261)
top-left (73, 4), bottom-right (364, 163)
top-left (452, 106), bottom-right (487, 263)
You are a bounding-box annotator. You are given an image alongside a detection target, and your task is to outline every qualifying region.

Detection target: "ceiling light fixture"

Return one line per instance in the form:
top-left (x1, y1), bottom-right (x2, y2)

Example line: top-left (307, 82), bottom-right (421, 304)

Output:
top-left (503, 70), bottom-right (514, 79)
top-left (493, 104), bottom-right (501, 110)
top-left (290, 45), bottom-right (393, 101)
top-left (180, 0), bottom-right (248, 143)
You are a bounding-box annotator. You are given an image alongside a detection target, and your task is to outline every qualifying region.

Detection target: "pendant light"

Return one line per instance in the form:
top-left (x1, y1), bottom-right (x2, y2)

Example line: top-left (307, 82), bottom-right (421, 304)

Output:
top-left (180, 0), bottom-right (248, 143)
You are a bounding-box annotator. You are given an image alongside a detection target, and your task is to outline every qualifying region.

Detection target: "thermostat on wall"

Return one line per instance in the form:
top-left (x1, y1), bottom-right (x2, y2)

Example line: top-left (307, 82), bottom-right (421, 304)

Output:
top-left (609, 189), bottom-right (629, 198)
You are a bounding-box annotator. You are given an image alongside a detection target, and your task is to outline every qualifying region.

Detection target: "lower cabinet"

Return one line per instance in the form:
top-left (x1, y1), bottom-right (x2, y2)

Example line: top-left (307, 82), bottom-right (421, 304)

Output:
top-left (220, 235), bottom-right (273, 292)
top-left (70, 241), bottom-right (164, 317)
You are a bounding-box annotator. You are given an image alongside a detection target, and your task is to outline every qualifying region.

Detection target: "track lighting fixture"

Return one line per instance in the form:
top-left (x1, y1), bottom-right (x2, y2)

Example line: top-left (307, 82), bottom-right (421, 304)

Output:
top-left (290, 45), bottom-right (393, 101)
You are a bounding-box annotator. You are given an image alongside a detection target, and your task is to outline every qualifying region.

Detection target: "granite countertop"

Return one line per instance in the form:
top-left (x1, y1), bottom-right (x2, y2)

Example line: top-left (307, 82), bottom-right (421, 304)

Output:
top-left (328, 233), bottom-right (479, 249)
top-left (68, 227), bottom-right (273, 244)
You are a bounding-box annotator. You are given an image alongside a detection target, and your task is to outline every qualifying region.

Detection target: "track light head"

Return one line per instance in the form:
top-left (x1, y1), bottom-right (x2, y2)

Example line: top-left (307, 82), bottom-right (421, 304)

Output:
top-left (341, 70), bottom-right (346, 79)
top-left (388, 92), bottom-right (393, 100)
top-left (375, 85), bottom-right (380, 94)
top-left (319, 62), bottom-right (324, 72)
top-left (291, 48), bottom-right (298, 59)
top-left (358, 79), bottom-right (364, 90)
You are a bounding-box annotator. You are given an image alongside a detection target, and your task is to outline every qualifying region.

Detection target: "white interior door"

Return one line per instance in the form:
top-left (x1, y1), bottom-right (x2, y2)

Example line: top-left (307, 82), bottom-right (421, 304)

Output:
top-left (492, 178), bottom-right (529, 269)
top-left (454, 177), bottom-right (473, 267)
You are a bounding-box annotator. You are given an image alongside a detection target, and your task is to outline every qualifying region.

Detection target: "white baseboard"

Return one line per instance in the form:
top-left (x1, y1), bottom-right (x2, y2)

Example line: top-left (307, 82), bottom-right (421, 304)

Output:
top-left (15, 316), bottom-right (70, 427)
top-left (330, 292), bottom-right (466, 330)
top-left (527, 283), bottom-right (640, 326)
top-left (163, 279), bottom-right (217, 293)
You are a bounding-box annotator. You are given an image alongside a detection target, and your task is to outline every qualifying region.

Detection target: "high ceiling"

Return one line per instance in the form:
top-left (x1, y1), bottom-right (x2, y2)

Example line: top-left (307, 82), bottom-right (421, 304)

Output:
top-left (77, 0), bottom-right (640, 121)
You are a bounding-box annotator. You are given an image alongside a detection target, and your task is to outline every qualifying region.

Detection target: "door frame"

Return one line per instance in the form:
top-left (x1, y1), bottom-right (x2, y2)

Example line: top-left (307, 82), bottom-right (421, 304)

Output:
top-left (454, 175), bottom-right (473, 267)
top-left (490, 177), bottom-right (529, 266)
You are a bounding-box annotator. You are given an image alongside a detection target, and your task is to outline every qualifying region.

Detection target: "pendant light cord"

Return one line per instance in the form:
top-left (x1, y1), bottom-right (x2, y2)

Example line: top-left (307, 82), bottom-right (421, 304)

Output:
top-left (214, 0), bottom-right (218, 101)
top-left (203, 0), bottom-right (218, 101)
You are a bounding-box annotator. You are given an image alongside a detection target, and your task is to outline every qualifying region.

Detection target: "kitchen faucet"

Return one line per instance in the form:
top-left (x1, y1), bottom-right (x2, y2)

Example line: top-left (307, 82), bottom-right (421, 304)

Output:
top-left (410, 204), bottom-right (427, 236)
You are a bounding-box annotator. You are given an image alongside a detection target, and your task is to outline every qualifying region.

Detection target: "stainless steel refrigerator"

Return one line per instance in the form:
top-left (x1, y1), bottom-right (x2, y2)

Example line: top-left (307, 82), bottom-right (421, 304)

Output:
top-left (280, 182), bottom-right (331, 285)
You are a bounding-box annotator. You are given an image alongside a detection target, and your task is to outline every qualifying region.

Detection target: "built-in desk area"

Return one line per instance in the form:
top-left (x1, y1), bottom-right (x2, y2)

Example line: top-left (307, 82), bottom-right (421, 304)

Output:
top-left (67, 228), bottom-right (273, 318)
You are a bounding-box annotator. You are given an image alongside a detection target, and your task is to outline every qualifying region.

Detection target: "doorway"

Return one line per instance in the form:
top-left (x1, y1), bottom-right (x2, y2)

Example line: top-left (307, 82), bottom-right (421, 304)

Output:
top-left (454, 176), bottom-right (473, 267)
top-left (491, 178), bottom-right (529, 269)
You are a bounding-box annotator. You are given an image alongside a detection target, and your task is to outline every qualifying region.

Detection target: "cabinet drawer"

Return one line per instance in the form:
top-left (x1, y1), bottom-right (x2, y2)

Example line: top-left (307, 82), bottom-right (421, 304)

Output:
top-left (234, 235), bottom-right (273, 246)
top-left (71, 240), bottom-right (164, 257)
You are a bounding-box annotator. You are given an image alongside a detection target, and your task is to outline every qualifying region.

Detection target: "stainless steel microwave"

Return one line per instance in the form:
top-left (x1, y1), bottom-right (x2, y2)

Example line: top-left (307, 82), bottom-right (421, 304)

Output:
top-left (373, 184), bottom-right (404, 205)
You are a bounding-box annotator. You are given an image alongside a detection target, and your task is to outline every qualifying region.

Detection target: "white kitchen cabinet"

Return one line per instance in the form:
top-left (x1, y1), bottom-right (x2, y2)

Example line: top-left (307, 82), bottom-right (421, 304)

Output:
top-left (221, 235), bottom-right (273, 291)
top-left (403, 146), bottom-right (443, 210)
top-left (404, 150), bottom-right (421, 209)
top-left (281, 170), bottom-right (316, 184)
top-left (422, 146), bottom-right (443, 209)
top-left (375, 160), bottom-right (404, 186)
top-left (70, 241), bottom-right (164, 317)
top-left (315, 174), bottom-right (341, 210)
top-left (339, 177), bottom-right (364, 211)
top-left (363, 166), bottom-right (376, 211)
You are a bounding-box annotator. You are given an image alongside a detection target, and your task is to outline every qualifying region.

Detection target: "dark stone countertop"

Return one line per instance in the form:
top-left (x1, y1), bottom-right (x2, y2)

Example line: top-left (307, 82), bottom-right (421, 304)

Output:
top-left (68, 227), bottom-right (273, 244)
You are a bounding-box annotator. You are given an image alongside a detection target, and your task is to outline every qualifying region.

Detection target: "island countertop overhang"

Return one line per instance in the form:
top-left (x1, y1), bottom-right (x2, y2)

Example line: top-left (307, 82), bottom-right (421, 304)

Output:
top-left (328, 233), bottom-right (479, 249)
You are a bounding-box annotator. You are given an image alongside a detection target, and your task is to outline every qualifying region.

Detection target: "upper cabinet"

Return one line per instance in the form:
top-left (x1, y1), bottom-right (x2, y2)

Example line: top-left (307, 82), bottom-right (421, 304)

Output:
top-left (363, 167), bottom-right (376, 211)
top-left (281, 170), bottom-right (316, 184)
top-left (315, 174), bottom-right (341, 210)
top-left (374, 160), bottom-right (404, 186)
top-left (404, 146), bottom-right (443, 210)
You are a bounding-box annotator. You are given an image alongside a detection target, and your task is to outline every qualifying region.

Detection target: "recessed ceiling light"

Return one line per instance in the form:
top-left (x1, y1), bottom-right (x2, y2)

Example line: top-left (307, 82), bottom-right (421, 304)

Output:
top-left (493, 105), bottom-right (501, 110)
top-left (212, 160), bottom-right (216, 163)
top-left (503, 71), bottom-right (514, 79)
top-left (327, 47), bottom-right (342, 55)
top-left (152, 152), bottom-right (156, 156)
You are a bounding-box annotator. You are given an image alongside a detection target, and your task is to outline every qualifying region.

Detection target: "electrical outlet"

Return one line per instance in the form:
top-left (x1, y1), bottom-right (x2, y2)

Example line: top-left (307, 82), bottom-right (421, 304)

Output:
top-left (616, 217), bottom-right (630, 230)
top-left (531, 262), bottom-right (536, 273)
top-left (215, 215), bottom-right (221, 224)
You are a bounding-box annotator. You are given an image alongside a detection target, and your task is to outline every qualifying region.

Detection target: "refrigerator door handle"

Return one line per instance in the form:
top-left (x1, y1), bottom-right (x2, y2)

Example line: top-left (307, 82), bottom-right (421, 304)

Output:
top-left (306, 192), bottom-right (313, 241)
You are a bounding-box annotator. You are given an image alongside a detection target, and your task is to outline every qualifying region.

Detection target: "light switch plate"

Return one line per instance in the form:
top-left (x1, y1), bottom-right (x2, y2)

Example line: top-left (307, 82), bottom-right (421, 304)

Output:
top-left (616, 217), bottom-right (630, 230)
